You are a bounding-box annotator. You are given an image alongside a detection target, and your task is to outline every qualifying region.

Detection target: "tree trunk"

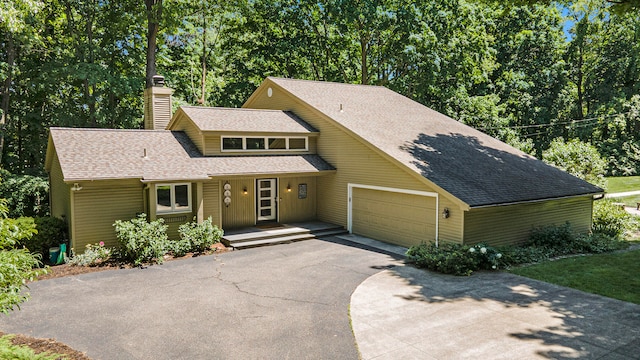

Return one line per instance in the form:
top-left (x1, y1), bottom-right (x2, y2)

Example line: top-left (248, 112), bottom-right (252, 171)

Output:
top-left (145, 0), bottom-right (163, 89)
top-left (0, 35), bottom-right (15, 164)
top-left (198, 13), bottom-right (207, 105)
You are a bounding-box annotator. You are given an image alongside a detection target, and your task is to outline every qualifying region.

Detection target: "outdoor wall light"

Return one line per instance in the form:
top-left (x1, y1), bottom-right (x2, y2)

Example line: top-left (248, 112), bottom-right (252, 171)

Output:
top-left (286, 183), bottom-right (292, 192)
top-left (71, 183), bottom-right (83, 191)
top-left (243, 186), bottom-right (248, 195)
top-left (442, 208), bottom-right (450, 219)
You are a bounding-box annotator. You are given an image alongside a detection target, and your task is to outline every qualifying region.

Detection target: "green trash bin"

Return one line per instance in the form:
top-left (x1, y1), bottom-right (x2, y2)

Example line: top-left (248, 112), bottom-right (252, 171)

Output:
top-left (49, 247), bottom-right (60, 265)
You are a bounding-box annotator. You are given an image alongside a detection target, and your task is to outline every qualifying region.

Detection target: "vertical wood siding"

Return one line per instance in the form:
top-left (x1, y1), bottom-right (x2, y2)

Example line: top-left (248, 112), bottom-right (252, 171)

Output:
top-left (245, 85), bottom-right (463, 243)
top-left (463, 196), bottom-right (594, 246)
top-left (71, 180), bottom-right (144, 252)
top-left (278, 176), bottom-right (317, 223)
top-left (203, 181), bottom-right (222, 227)
top-left (221, 179), bottom-right (255, 228)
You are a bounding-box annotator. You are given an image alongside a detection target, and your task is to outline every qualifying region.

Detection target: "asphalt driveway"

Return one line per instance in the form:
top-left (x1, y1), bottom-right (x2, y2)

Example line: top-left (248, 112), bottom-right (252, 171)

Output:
top-left (0, 238), bottom-right (400, 360)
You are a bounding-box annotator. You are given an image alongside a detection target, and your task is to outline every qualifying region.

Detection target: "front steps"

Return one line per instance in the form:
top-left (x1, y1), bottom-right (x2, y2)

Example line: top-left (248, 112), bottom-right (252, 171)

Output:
top-left (222, 222), bottom-right (347, 250)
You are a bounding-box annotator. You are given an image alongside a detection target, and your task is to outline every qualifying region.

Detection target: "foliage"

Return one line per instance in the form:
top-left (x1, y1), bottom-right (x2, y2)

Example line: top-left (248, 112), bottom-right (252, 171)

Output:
top-left (542, 138), bottom-right (607, 188)
top-left (592, 199), bottom-right (634, 238)
top-left (113, 214), bottom-right (169, 266)
top-left (173, 216), bottom-right (223, 256)
top-left (509, 249), bottom-right (640, 305)
top-left (407, 222), bottom-right (628, 276)
top-left (0, 209), bottom-right (45, 314)
top-left (0, 170), bottom-right (49, 218)
top-left (68, 242), bottom-right (112, 267)
top-left (407, 242), bottom-right (504, 276)
top-left (21, 217), bottom-right (67, 260)
top-left (0, 334), bottom-right (66, 360)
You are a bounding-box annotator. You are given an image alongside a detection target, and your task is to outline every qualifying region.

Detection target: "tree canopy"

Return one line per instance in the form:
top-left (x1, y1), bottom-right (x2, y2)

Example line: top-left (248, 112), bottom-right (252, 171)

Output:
top-left (1, 0), bottom-right (639, 178)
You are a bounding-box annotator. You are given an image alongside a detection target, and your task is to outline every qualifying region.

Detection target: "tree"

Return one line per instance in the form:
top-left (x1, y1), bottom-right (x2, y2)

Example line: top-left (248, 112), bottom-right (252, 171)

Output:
top-left (542, 138), bottom-right (607, 188)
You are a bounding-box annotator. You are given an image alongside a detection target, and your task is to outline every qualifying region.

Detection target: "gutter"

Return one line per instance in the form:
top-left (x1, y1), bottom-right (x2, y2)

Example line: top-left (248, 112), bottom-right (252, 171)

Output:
top-left (469, 192), bottom-right (605, 209)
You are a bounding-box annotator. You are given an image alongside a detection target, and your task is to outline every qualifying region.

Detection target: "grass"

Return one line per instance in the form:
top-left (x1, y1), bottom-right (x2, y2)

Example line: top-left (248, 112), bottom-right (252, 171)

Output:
top-left (510, 248), bottom-right (640, 304)
top-left (609, 194), bottom-right (640, 208)
top-left (606, 175), bottom-right (640, 193)
top-left (0, 334), bottom-right (68, 360)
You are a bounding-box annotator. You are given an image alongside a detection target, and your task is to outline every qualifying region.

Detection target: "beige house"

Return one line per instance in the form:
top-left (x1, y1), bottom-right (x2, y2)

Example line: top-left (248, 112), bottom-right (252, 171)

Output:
top-left (45, 77), bottom-right (603, 252)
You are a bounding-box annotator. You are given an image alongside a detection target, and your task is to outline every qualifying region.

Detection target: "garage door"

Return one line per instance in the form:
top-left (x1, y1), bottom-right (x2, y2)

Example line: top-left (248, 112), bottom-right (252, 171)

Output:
top-left (351, 187), bottom-right (436, 247)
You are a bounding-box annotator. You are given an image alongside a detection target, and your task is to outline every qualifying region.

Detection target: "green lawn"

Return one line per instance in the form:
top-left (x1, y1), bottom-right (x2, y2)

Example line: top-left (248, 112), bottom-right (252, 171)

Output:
top-left (606, 176), bottom-right (640, 193)
top-left (509, 249), bottom-right (640, 304)
top-left (609, 195), bottom-right (640, 208)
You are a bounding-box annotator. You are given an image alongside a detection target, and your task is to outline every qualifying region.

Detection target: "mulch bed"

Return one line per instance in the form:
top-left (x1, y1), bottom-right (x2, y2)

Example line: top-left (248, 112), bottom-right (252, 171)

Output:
top-left (7, 242), bottom-right (230, 359)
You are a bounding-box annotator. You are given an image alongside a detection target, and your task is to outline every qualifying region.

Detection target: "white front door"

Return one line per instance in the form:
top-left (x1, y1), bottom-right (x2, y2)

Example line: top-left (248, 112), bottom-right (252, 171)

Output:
top-left (257, 178), bottom-right (277, 221)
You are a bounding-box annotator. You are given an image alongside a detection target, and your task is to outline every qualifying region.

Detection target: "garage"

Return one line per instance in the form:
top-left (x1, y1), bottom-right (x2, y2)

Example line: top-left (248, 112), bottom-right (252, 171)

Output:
top-left (349, 184), bottom-right (437, 247)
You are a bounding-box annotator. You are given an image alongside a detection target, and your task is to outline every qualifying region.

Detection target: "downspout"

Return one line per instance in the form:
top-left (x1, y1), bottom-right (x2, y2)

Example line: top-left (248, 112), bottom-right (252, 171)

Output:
top-left (435, 194), bottom-right (439, 248)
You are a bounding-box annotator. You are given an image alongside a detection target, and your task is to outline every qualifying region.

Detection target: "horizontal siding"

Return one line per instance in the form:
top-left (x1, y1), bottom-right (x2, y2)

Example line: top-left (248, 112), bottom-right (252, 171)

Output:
top-left (72, 180), bottom-right (144, 253)
top-left (278, 176), bottom-right (316, 223)
top-left (49, 151), bottom-right (70, 221)
top-left (171, 115), bottom-right (204, 154)
top-left (463, 196), bottom-right (594, 247)
top-left (246, 87), bottom-right (462, 243)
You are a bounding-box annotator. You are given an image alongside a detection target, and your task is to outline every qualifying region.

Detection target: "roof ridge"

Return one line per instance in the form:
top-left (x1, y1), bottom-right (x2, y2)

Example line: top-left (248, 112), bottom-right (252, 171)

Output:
top-left (267, 77), bottom-right (388, 89)
top-left (49, 127), bottom-right (171, 133)
top-left (181, 106), bottom-right (288, 113)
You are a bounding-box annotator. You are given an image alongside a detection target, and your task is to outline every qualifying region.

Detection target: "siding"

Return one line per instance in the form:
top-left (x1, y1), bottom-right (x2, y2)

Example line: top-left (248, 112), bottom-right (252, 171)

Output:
top-left (221, 179), bottom-right (255, 228)
top-left (49, 151), bottom-right (70, 221)
top-left (278, 176), bottom-right (316, 223)
top-left (170, 114), bottom-right (204, 154)
top-left (463, 196), bottom-right (594, 247)
top-left (71, 179), bottom-right (144, 252)
top-left (245, 86), bottom-right (463, 243)
top-left (203, 181), bottom-right (222, 227)
top-left (144, 87), bottom-right (173, 130)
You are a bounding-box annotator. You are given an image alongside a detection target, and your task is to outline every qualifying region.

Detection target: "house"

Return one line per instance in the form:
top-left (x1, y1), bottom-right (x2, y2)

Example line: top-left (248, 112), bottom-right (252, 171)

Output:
top-left (45, 77), bottom-right (603, 252)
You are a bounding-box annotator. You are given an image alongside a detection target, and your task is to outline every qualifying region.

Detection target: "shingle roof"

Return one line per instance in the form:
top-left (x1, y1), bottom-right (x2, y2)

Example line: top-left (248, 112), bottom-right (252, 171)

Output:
top-left (265, 77), bottom-right (603, 207)
top-left (177, 107), bottom-right (317, 133)
top-left (49, 128), bottom-right (333, 181)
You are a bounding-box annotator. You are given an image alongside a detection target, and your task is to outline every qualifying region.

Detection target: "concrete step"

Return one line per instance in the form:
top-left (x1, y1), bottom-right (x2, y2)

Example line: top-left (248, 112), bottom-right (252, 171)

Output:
top-left (229, 233), bottom-right (315, 250)
top-left (312, 228), bottom-right (349, 238)
top-left (222, 227), bottom-right (311, 246)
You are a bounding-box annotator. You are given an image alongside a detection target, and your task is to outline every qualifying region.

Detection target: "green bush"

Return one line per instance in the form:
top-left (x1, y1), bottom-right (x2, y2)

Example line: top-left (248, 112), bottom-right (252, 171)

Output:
top-left (592, 199), bottom-right (633, 238)
top-left (572, 233), bottom-right (627, 254)
top-left (407, 242), bottom-right (479, 276)
top-left (68, 242), bottom-right (112, 267)
top-left (528, 222), bottom-right (575, 254)
top-left (175, 217), bottom-right (223, 254)
top-left (113, 214), bottom-right (169, 266)
top-left (22, 217), bottom-right (67, 260)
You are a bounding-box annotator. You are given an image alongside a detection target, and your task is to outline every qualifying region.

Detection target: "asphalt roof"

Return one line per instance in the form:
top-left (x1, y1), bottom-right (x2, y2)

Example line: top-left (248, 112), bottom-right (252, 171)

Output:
top-left (176, 107), bottom-right (317, 133)
top-left (264, 77), bottom-right (603, 207)
top-left (49, 128), bottom-right (334, 182)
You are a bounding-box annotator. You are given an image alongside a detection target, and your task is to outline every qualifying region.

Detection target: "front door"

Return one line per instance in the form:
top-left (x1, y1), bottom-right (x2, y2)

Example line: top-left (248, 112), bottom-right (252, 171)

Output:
top-left (257, 178), bottom-right (277, 221)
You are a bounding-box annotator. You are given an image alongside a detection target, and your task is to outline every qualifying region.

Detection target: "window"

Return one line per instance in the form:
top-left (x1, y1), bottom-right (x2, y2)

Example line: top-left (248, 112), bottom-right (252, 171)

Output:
top-left (222, 137), bottom-right (243, 150)
top-left (156, 183), bottom-right (191, 214)
top-left (221, 136), bottom-right (308, 152)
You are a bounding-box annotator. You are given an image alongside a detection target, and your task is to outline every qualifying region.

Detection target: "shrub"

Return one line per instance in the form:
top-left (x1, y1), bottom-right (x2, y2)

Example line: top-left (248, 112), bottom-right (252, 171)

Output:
top-left (592, 200), bottom-right (633, 238)
top-left (113, 214), bottom-right (169, 265)
top-left (572, 233), bottom-right (627, 254)
top-left (175, 217), bottom-right (223, 254)
top-left (68, 242), bottom-right (112, 267)
top-left (22, 217), bottom-right (67, 260)
top-left (407, 242), bottom-right (478, 276)
top-left (528, 222), bottom-right (575, 253)
top-left (468, 243), bottom-right (505, 270)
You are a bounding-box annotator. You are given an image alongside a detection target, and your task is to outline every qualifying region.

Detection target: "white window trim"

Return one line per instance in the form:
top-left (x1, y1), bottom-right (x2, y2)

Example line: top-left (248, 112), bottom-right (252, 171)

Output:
top-left (221, 136), bottom-right (308, 152)
top-left (156, 183), bottom-right (192, 214)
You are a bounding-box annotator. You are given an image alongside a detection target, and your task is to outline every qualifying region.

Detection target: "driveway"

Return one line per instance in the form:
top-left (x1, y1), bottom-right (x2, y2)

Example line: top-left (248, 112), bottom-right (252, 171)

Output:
top-left (351, 265), bottom-right (640, 359)
top-left (0, 238), bottom-right (400, 360)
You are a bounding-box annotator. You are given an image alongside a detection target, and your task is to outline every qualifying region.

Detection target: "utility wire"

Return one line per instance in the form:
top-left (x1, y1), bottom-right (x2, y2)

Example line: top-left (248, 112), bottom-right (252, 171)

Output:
top-left (478, 111), bottom-right (631, 131)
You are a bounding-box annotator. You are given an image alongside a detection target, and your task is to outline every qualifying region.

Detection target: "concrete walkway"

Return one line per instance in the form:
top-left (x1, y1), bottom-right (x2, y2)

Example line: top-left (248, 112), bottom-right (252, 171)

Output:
top-left (351, 265), bottom-right (640, 360)
top-left (604, 190), bottom-right (640, 198)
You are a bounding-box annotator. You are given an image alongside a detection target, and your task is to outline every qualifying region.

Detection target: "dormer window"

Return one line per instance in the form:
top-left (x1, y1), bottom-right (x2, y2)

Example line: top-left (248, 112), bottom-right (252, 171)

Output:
top-left (221, 136), bottom-right (308, 152)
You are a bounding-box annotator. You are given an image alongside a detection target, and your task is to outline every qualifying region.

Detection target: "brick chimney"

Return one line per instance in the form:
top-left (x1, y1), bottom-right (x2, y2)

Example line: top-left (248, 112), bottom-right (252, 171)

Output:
top-left (143, 75), bottom-right (173, 130)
